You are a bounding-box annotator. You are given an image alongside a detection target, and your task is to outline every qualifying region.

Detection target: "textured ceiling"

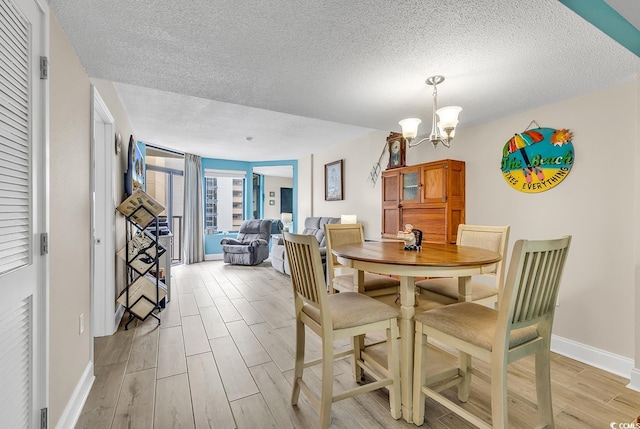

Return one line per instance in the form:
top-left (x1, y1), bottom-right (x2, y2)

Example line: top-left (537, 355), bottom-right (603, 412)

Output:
top-left (50, 0), bottom-right (640, 161)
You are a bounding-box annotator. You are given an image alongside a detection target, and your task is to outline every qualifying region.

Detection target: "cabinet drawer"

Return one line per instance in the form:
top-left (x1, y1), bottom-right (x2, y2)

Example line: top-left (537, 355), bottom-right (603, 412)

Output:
top-left (402, 208), bottom-right (446, 243)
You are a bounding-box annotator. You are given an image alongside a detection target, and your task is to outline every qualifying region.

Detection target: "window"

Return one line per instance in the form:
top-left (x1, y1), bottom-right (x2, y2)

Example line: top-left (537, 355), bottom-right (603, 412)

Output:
top-left (204, 170), bottom-right (245, 232)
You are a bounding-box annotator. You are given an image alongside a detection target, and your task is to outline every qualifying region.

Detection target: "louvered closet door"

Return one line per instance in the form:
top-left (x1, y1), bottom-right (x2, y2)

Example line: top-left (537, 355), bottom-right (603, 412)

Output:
top-left (0, 0), bottom-right (46, 427)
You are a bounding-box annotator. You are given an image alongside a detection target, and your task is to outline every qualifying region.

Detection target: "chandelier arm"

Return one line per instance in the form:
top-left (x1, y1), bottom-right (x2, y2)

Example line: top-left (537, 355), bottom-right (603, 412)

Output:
top-left (407, 137), bottom-right (431, 148)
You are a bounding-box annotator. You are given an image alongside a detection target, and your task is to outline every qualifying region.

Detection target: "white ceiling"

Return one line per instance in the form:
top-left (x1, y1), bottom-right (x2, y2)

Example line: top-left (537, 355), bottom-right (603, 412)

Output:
top-left (50, 0), bottom-right (640, 161)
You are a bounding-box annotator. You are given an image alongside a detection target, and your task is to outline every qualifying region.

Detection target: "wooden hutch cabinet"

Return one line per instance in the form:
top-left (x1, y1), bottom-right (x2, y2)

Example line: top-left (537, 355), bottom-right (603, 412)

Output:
top-left (381, 159), bottom-right (465, 244)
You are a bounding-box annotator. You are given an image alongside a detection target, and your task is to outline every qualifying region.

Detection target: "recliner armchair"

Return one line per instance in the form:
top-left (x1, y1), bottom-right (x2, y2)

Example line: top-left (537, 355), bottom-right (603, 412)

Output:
top-left (221, 219), bottom-right (272, 265)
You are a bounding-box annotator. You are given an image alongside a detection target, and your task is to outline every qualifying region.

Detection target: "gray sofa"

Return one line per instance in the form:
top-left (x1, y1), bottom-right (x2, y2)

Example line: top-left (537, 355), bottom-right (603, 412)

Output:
top-left (271, 216), bottom-right (340, 275)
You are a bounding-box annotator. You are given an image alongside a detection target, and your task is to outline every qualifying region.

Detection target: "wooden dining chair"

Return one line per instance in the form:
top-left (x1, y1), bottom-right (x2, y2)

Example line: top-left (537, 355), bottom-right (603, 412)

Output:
top-left (324, 223), bottom-right (400, 296)
top-left (415, 224), bottom-right (510, 306)
top-left (412, 236), bottom-right (571, 428)
top-left (283, 232), bottom-right (402, 428)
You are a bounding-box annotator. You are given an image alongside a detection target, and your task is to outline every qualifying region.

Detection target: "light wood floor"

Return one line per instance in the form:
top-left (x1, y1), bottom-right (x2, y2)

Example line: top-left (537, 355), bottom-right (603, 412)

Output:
top-left (76, 260), bottom-right (640, 429)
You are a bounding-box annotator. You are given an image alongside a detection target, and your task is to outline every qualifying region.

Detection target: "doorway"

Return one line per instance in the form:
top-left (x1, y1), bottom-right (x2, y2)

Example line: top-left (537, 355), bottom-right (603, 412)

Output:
top-left (91, 86), bottom-right (117, 337)
top-left (145, 146), bottom-right (185, 265)
top-left (252, 165), bottom-right (294, 229)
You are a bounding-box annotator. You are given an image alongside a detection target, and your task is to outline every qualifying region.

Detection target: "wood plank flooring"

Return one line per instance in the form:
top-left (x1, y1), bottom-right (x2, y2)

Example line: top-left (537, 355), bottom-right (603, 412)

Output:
top-left (76, 260), bottom-right (640, 428)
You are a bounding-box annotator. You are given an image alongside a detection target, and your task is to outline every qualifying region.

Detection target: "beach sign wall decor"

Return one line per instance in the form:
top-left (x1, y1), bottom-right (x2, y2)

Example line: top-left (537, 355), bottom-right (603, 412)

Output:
top-left (501, 125), bottom-right (574, 193)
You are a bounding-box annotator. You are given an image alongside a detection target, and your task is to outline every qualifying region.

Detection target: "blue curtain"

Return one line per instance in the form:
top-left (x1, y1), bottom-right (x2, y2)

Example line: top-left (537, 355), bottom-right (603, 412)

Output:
top-left (183, 153), bottom-right (204, 264)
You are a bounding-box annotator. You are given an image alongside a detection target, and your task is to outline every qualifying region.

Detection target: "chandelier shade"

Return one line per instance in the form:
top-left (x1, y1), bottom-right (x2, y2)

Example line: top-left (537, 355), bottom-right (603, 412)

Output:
top-left (399, 75), bottom-right (461, 148)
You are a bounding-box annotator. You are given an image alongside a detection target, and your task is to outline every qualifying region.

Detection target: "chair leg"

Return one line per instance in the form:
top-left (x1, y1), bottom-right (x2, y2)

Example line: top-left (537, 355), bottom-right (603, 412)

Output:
top-left (412, 323), bottom-right (428, 425)
top-left (291, 319), bottom-right (305, 406)
top-left (490, 358), bottom-right (508, 429)
top-left (351, 334), bottom-right (365, 381)
top-left (457, 351), bottom-right (472, 402)
top-left (387, 323), bottom-right (401, 419)
top-left (535, 346), bottom-right (554, 428)
top-left (320, 334), bottom-right (335, 429)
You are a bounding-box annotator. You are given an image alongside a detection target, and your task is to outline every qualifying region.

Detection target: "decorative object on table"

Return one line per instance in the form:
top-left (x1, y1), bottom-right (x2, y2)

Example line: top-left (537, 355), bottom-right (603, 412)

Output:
top-left (269, 191), bottom-right (275, 197)
top-left (386, 132), bottom-right (406, 169)
top-left (116, 189), bottom-right (167, 329)
top-left (324, 159), bottom-right (344, 201)
top-left (500, 120), bottom-right (574, 193)
top-left (399, 75), bottom-right (462, 149)
top-left (397, 224), bottom-right (422, 250)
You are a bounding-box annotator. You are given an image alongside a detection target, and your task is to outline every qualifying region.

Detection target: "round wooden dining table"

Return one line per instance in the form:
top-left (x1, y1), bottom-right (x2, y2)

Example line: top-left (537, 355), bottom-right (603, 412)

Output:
top-left (332, 240), bottom-right (501, 423)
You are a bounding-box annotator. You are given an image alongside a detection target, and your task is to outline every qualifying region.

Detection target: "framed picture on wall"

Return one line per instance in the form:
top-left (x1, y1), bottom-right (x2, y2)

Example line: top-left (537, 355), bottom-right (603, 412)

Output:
top-left (269, 191), bottom-right (275, 197)
top-left (325, 159), bottom-right (343, 201)
top-left (269, 200), bottom-right (275, 205)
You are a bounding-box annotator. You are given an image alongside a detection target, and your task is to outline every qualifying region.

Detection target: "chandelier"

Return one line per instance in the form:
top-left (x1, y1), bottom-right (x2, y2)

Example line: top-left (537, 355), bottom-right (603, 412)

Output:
top-left (399, 75), bottom-right (462, 148)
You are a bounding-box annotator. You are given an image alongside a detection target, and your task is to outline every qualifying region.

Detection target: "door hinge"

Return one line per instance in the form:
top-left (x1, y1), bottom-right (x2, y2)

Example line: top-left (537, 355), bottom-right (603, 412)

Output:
top-left (40, 233), bottom-right (48, 255)
top-left (40, 408), bottom-right (48, 429)
top-left (40, 56), bottom-right (48, 79)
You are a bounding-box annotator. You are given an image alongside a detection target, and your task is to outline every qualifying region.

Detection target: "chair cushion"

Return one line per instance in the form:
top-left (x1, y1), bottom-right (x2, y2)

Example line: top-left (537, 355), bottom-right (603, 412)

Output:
top-left (415, 278), bottom-right (498, 301)
top-left (333, 272), bottom-right (400, 292)
top-left (414, 302), bottom-right (539, 351)
top-left (303, 292), bottom-right (397, 330)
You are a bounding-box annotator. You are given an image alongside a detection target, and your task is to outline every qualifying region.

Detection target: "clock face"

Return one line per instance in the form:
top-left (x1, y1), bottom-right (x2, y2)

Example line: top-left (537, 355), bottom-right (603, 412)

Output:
top-left (391, 140), bottom-right (400, 154)
top-left (387, 134), bottom-right (404, 169)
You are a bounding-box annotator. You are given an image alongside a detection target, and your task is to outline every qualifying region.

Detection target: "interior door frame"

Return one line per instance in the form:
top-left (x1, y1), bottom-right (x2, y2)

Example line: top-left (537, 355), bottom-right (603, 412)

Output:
top-left (35, 0), bottom-right (50, 422)
top-left (90, 86), bottom-right (118, 338)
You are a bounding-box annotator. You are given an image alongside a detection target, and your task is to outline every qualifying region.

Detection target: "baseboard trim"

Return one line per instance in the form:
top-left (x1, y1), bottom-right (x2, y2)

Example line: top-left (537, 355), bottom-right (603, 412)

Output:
top-left (204, 253), bottom-right (223, 261)
top-left (54, 361), bottom-right (95, 429)
top-left (628, 367), bottom-right (640, 392)
top-left (551, 334), bottom-right (634, 380)
top-left (113, 304), bottom-right (125, 333)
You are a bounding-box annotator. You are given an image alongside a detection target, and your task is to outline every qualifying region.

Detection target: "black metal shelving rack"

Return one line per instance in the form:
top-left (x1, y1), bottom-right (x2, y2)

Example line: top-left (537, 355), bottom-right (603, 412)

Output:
top-left (121, 204), bottom-right (166, 330)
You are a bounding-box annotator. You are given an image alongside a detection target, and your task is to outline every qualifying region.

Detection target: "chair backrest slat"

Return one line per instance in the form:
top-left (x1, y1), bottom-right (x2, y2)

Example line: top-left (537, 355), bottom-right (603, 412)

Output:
top-left (284, 232), bottom-right (328, 311)
top-left (324, 223), bottom-right (365, 283)
top-left (500, 236), bottom-right (571, 335)
top-left (456, 224), bottom-right (510, 296)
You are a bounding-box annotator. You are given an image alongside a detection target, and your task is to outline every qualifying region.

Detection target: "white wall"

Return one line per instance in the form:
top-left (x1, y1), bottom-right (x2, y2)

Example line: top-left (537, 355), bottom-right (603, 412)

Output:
top-left (49, 14), bottom-right (92, 427)
top-left (297, 156), bottom-right (313, 232)
top-left (301, 79), bottom-right (639, 367)
top-left (310, 131), bottom-right (390, 238)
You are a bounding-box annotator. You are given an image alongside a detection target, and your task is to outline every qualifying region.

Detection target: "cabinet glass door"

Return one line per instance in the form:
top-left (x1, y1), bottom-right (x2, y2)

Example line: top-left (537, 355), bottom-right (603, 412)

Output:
top-left (402, 171), bottom-right (419, 202)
